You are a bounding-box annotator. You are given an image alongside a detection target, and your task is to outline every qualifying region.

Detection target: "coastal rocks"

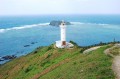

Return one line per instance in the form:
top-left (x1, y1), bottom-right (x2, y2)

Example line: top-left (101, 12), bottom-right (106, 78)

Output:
top-left (49, 20), bottom-right (71, 26)
top-left (0, 57), bottom-right (4, 61)
top-left (24, 42), bottom-right (38, 47)
top-left (31, 42), bottom-right (37, 44)
top-left (24, 45), bottom-right (30, 47)
top-left (2, 55), bottom-right (17, 60)
top-left (0, 55), bottom-right (17, 61)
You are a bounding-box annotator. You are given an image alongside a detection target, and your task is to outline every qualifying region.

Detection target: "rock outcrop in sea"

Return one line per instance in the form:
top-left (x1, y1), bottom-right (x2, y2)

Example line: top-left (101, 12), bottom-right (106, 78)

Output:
top-left (0, 55), bottom-right (17, 61)
top-left (49, 20), bottom-right (71, 26)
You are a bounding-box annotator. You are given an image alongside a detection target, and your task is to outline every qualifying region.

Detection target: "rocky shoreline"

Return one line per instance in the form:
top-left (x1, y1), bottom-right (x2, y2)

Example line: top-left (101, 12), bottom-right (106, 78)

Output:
top-left (0, 41), bottom-right (38, 64)
top-left (0, 55), bottom-right (17, 62)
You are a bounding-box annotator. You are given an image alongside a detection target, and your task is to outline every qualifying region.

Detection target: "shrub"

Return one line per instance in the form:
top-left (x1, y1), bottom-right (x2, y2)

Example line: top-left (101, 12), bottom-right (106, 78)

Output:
top-left (25, 65), bottom-right (33, 73)
top-left (46, 46), bottom-right (52, 51)
top-left (40, 60), bottom-right (50, 67)
top-left (46, 53), bottom-right (52, 58)
top-left (33, 51), bottom-right (38, 54)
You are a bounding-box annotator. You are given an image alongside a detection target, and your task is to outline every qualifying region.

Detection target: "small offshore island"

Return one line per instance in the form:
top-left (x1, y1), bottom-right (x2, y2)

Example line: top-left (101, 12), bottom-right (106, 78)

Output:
top-left (49, 20), bottom-right (71, 26)
top-left (0, 41), bottom-right (120, 79)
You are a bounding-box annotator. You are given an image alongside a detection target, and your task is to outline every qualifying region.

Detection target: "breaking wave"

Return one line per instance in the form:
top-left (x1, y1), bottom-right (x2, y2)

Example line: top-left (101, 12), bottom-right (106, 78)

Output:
top-left (70, 22), bottom-right (85, 25)
top-left (71, 22), bottom-right (110, 25)
top-left (0, 22), bottom-right (119, 33)
top-left (71, 22), bottom-right (120, 30)
top-left (101, 25), bottom-right (120, 29)
top-left (0, 23), bottom-right (49, 33)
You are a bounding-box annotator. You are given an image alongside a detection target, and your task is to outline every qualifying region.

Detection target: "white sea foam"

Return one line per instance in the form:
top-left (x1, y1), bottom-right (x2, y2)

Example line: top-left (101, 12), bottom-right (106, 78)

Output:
top-left (71, 22), bottom-right (109, 26)
top-left (0, 29), bottom-right (5, 33)
top-left (0, 23), bottom-right (49, 33)
top-left (98, 23), bottom-right (109, 26)
top-left (0, 22), bottom-right (118, 33)
top-left (102, 25), bottom-right (120, 29)
top-left (71, 22), bottom-right (85, 25)
top-left (71, 22), bottom-right (120, 30)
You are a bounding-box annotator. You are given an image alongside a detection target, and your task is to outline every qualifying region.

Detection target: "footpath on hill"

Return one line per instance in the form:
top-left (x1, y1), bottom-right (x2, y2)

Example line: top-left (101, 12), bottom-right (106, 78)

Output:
top-left (83, 44), bottom-right (120, 79)
top-left (83, 46), bottom-right (101, 54)
top-left (112, 56), bottom-right (120, 79)
top-left (104, 44), bottom-right (120, 79)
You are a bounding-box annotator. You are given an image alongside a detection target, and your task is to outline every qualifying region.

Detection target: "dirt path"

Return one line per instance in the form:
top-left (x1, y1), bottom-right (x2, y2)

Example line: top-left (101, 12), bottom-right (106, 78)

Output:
top-left (112, 56), bottom-right (120, 79)
top-left (104, 44), bottom-right (120, 79)
top-left (31, 58), bottom-right (70, 79)
top-left (83, 44), bottom-right (120, 79)
top-left (112, 44), bottom-right (120, 79)
top-left (83, 46), bottom-right (101, 54)
top-left (104, 46), bottom-right (115, 57)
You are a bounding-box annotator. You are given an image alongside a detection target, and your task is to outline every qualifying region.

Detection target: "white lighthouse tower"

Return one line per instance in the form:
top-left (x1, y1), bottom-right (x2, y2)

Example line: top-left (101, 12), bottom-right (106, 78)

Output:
top-left (60, 20), bottom-right (66, 46)
top-left (56, 20), bottom-right (74, 48)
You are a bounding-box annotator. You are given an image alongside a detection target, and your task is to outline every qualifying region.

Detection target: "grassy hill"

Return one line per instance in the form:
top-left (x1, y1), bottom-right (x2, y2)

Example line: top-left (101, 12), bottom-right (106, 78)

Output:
top-left (0, 43), bottom-right (115, 79)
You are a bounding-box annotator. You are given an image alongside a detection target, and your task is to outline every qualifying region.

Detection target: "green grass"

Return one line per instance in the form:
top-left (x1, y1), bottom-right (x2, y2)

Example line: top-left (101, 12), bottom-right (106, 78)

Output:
top-left (0, 44), bottom-right (115, 79)
top-left (109, 46), bottom-right (120, 55)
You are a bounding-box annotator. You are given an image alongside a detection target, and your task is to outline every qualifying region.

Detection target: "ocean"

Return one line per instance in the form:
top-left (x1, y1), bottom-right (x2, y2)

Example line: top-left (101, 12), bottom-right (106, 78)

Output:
top-left (0, 15), bottom-right (120, 64)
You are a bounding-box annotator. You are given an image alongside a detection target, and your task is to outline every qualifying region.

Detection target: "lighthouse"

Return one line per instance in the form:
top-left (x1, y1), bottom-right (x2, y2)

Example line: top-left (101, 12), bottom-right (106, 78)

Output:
top-left (60, 21), bottom-right (66, 46)
top-left (56, 20), bottom-right (74, 48)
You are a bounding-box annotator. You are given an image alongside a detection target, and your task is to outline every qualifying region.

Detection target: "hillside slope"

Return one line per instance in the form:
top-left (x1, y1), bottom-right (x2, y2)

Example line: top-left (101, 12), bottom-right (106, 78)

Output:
top-left (0, 44), bottom-right (115, 79)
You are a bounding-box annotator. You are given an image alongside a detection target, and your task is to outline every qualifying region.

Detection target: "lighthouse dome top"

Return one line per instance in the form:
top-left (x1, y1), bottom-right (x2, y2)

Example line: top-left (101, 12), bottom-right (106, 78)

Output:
top-left (61, 20), bottom-right (65, 26)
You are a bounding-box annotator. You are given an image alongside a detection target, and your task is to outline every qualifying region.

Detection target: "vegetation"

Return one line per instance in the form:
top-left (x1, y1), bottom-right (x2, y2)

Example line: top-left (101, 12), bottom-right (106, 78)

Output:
top-left (109, 46), bottom-right (120, 55)
top-left (0, 43), bottom-right (116, 79)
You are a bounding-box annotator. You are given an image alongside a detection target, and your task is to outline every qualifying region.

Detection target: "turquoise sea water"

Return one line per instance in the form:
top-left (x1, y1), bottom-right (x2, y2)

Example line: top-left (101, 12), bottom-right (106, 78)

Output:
top-left (0, 15), bottom-right (120, 63)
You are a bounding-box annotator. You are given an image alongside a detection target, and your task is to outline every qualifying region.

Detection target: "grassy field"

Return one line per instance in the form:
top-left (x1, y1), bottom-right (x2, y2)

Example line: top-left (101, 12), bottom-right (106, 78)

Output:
top-left (0, 44), bottom-right (115, 79)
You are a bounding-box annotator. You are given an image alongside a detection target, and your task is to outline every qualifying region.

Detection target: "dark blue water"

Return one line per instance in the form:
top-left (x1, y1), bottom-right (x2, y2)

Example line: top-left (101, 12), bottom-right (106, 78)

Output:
top-left (0, 15), bottom-right (120, 64)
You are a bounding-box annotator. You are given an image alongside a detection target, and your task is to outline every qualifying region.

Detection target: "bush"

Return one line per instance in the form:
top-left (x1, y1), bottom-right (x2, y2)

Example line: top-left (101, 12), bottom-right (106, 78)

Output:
top-left (33, 51), bottom-right (38, 54)
top-left (70, 40), bottom-right (77, 45)
top-left (47, 53), bottom-right (52, 58)
top-left (46, 46), bottom-right (52, 51)
top-left (40, 60), bottom-right (50, 67)
top-left (25, 65), bottom-right (33, 73)
top-left (73, 62), bottom-right (77, 65)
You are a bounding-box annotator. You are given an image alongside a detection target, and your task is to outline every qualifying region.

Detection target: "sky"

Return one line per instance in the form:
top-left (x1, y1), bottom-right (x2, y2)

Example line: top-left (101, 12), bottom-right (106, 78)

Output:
top-left (0, 0), bottom-right (120, 16)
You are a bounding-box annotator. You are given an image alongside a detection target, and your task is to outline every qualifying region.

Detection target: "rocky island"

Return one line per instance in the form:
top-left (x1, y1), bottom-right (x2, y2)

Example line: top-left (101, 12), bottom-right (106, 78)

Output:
top-left (49, 20), bottom-right (71, 26)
